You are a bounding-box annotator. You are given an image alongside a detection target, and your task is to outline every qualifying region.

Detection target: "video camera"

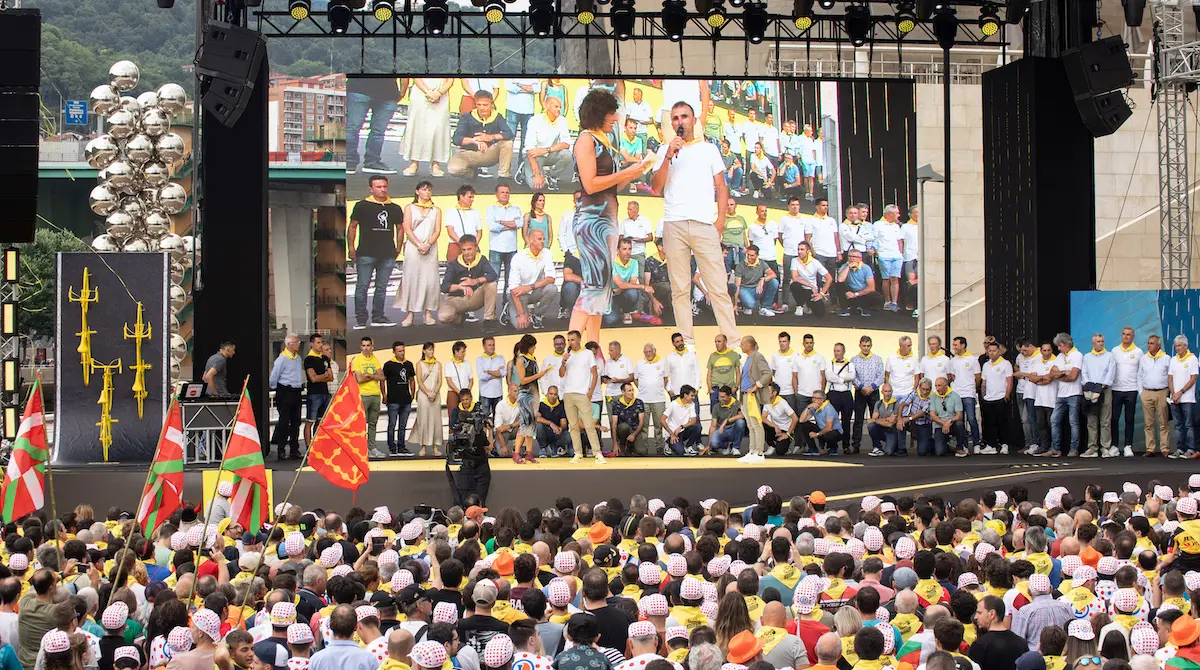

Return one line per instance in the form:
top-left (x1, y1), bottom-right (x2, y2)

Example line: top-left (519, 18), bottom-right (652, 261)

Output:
top-left (447, 403), bottom-right (492, 463)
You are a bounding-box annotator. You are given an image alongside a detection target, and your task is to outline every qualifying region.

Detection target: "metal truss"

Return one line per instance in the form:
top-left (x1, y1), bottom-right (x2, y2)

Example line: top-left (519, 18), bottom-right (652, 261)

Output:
top-left (1154, 0), bottom-right (1192, 289)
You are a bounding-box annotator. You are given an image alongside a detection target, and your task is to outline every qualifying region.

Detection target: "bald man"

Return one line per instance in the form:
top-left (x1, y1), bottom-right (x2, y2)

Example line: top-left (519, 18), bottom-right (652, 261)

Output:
top-left (759, 602), bottom-right (811, 669)
top-left (387, 628), bottom-right (414, 666)
top-left (811, 633), bottom-right (842, 670)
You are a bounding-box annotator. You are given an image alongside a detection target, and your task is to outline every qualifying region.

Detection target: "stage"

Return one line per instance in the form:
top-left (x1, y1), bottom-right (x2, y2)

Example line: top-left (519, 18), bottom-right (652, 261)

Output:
top-left (52, 454), bottom-right (1194, 517)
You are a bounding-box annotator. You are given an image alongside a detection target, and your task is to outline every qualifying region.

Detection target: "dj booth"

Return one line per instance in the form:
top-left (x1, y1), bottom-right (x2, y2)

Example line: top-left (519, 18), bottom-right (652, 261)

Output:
top-left (179, 382), bottom-right (238, 464)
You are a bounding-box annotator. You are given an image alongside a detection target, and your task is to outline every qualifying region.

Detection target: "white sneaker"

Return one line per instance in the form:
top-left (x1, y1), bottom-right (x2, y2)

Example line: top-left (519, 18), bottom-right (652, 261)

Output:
top-left (570, 454), bottom-right (582, 464)
top-left (973, 444), bottom-right (982, 455)
top-left (868, 448), bottom-right (884, 457)
top-left (977, 445), bottom-right (998, 455)
top-left (737, 453), bottom-right (757, 463)
top-left (1000, 444), bottom-right (1009, 455)
top-left (750, 453), bottom-right (766, 463)
top-left (758, 308), bottom-right (775, 317)
top-left (1123, 445), bottom-right (1134, 457)
top-left (794, 307), bottom-right (804, 316)
top-left (595, 454), bottom-right (607, 464)
top-left (742, 308), bottom-right (754, 316)
top-left (1080, 447), bottom-right (1099, 459)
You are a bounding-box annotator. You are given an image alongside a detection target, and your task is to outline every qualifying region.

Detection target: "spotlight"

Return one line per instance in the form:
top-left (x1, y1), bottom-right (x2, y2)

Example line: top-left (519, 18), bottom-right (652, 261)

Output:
top-left (978, 1), bottom-right (999, 36)
top-left (484, 0), bottom-right (505, 22)
top-left (531, 0), bottom-right (555, 34)
top-left (2, 359), bottom-right (15, 394)
top-left (611, 0), bottom-right (636, 38)
top-left (424, 0), bottom-right (449, 33)
top-left (703, 0), bottom-right (728, 29)
top-left (1004, 0), bottom-right (1029, 22)
top-left (372, 0), bottom-right (394, 20)
top-left (895, 0), bottom-right (915, 32)
top-left (576, 0), bottom-right (596, 23)
top-left (289, 0), bottom-right (311, 18)
top-left (818, 0), bottom-right (835, 9)
top-left (844, 3), bottom-right (870, 46)
top-left (933, 6), bottom-right (957, 49)
top-left (730, 0), bottom-right (745, 10)
top-left (663, 0), bottom-right (688, 39)
top-left (328, 0), bottom-right (352, 33)
top-left (3, 249), bottom-right (16, 284)
top-left (743, 1), bottom-right (767, 42)
top-left (792, 0), bottom-right (814, 30)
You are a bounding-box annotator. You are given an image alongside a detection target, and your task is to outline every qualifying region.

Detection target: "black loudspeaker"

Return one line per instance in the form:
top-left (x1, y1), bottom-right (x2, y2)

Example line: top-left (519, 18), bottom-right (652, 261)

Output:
top-left (195, 21), bottom-right (267, 127)
top-left (1076, 90), bottom-right (1133, 138)
top-left (0, 9), bottom-right (40, 244)
top-left (1063, 36), bottom-right (1136, 98)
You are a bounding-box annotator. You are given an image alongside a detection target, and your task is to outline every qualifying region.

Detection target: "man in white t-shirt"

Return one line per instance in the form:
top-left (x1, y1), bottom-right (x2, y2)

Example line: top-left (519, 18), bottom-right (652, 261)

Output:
top-left (635, 343), bottom-right (669, 456)
top-left (1044, 332), bottom-right (1084, 458)
top-left (1169, 333), bottom-right (1198, 457)
top-left (901, 206), bottom-right (920, 315)
top-left (788, 242), bottom-right (832, 317)
top-left (507, 229), bottom-right (559, 330)
top-left (948, 336), bottom-right (982, 452)
top-left (795, 334), bottom-right (827, 409)
top-left (522, 96), bottom-right (572, 190)
top-left (760, 112), bottom-right (783, 162)
top-left (777, 197), bottom-right (808, 311)
top-left (625, 87), bottom-right (657, 142)
top-left (666, 332), bottom-right (702, 421)
top-left (772, 333), bottom-right (801, 414)
top-left (1027, 343), bottom-right (1059, 455)
top-left (980, 341), bottom-right (1013, 455)
top-left (873, 204), bottom-right (906, 312)
top-left (920, 335), bottom-right (951, 387)
top-left (445, 185), bottom-right (483, 262)
top-left (797, 124), bottom-right (819, 200)
top-left (661, 386), bottom-right (701, 456)
top-left (659, 79), bottom-right (707, 144)
top-left (805, 198), bottom-right (841, 272)
top-left (738, 110), bottom-right (765, 167)
top-left (557, 330), bottom-right (603, 463)
top-left (884, 336), bottom-right (919, 399)
top-left (1109, 326), bottom-right (1142, 458)
top-left (650, 101), bottom-right (740, 346)
top-left (604, 341), bottom-right (636, 403)
top-left (493, 382), bottom-right (522, 455)
top-left (619, 201), bottom-right (655, 266)
top-left (540, 334), bottom-right (568, 398)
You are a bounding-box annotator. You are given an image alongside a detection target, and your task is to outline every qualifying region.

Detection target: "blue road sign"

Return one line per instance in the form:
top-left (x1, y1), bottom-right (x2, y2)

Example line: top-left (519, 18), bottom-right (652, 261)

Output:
top-left (65, 100), bottom-right (89, 126)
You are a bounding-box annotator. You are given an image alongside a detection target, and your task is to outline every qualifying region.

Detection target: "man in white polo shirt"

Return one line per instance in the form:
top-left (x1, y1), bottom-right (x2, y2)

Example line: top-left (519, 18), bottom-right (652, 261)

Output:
top-left (777, 196), bottom-right (808, 312)
top-left (661, 385), bottom-right (701, 456)
top-left (772, 333), bottom-right (801, 415)
top-left (795, 333), bottom-right (826, 410)
top-left (1026, 342), bottom-right (1059, 455)
top-left (650, 101), bottom-right (740, 347)
top-left (1169, 334), bottom-right (1198, 458)
top-left (507, 228), bottom-right (558, 330)
top-left (920, 336), bottom-right (951, 387)
top-left (1138, 334), bottom-right (1171, 457)
top-left (1110, 326), bottom-right (1141, 458)
top-left (635, 343), bottom-right (669, 456)
top-left (558, 330), bottom-right (603, 463)
top-left (620, 201), bottom-right (654, 267)
top-left (522, 96), bottom-right (572, 190)
top-left (873, 205), bottom-right (906, 312)
top-left (1045, 332), bottom-right (1084, 458)
top-left (604, 341), bottom-right (636, 410)
top-left (805, 198), bottom-right (841, 273)
top-left (884, 336), bottom-right (918, 401)
top-left (980, 341), bottom-right (1013, 456)
top-left (948, 336), bottom-right (982, 452)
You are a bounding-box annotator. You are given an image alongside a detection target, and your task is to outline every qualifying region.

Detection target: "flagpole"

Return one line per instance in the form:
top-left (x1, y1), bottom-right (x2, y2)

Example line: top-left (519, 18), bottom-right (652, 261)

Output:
top-left (36, 375), bottom-right (62, 567)
top-left (186, 375), bottom-right (248, 610)
top-left (117, 395), bottom-right (177, 596)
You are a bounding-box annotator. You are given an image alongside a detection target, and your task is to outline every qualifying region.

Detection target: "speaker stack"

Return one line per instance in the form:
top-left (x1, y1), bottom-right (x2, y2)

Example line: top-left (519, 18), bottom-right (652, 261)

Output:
top-left (0, 9), bottom-right (40, 244)
top-left (195, 20), bottom-right (267, 128)
top-left (1062, 35), bottom-right (1136, 138)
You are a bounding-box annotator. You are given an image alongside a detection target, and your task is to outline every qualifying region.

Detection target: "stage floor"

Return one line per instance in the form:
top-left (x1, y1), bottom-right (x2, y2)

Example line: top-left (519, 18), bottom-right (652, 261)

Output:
top-left (54, 455), bottom-right (1193, 516)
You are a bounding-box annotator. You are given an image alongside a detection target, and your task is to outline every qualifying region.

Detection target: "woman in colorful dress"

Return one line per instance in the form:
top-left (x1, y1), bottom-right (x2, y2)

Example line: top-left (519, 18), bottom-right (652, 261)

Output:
top-left (510, 334), bottom-right (550, 464)
top-left (568, 89), bottom-right (657, 343)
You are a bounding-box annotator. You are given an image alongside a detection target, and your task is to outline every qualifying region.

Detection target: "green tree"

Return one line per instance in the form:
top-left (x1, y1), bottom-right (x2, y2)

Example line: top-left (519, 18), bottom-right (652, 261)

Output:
top-left (18, 227), bottom-right (87, 339)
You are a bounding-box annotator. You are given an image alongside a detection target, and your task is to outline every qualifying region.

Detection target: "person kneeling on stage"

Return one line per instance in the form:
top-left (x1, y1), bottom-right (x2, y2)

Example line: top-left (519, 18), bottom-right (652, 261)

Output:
top-left (797, 390), bottom-right (844, 456)
top-left (450, 389), bottom-right (493, 505)
top-left (763, 382), bottom-right (798, 457)
top-left (709, 385), bottom-right (746, 456)
top-left (899, 378), bottom-right (934, 457)
top-left (536, 386), bottom-right (571, 458)
top-left (507, 228), bottom-right (559, 330)
top-left (867, 383), bottom-right (903, 457)
top-left (447, 90), bottom-right (515, 179)
top-left (789, 241), bottom-right (833, 317)
top-left (438, 235), bottom-right (499, 325)
top-left (493, 382), bottom-right (521, 457)
top-left (612, 382), bottom-right (650, 456)
top-left (731, 245), bottom-right (779, 317)
top-left (662, 385), bottom-right (701, 456)
top-left (930, 376), bottom-right (970, 457)
top-left (607, 238), bottom-right (660, 326)
top-left (837, 250), bottom-right (879, 317)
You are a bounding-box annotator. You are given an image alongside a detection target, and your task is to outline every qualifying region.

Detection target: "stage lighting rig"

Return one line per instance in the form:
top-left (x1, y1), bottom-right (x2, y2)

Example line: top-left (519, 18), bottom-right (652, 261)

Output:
top-left (894, 0), bottom-right (915, 32)
top-left (530, 0), bottom-right (556, 34)
top-left (743, 1), bottom-right (768, 42)
top-left (425, 0), bottom-right (449, 33)
top-left (328, 0), bottom-right (352, 32)
top-left (483, 0), bottom-right (505, 22)
top-left (663, 0), bottom-right (687, 39)
top-left (792, 0), bottom-right (814, 30)
top-left (978, 2), bottom-right (999, 36)
top-left (611, 0), bottom-right (635, 38)
top-left (818, 0), bottom-right (835, 9)
top-left (289, 0), bottom-right (311, 19)
top-left (933, 5), bottom-right (957, 49)
top-left (575, 0), bottom-right (596, 23)
top-left (372, 0), bottom-right (394, 20)
top-left (844, 3), bottom-right (870, 46)
top-left (915, 0), bottom-right (935, 19)
top-left (696, 0), bottom-right (729, 29)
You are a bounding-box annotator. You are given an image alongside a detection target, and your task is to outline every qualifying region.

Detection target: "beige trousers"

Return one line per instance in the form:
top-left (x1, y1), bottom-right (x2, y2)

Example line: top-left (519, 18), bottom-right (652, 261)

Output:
top-left (437, 282), bottom-right (497, 323)
top-left (662, 219), bottom-right (741, 344)
top-left (742, 395), bottom-right (765, 456)
top-left (447, 140), bottom-right (514, 177)
top-left (564, 392), bottom-right (602, 457)
top-left (1142, 388), bottom-right (1171, 454)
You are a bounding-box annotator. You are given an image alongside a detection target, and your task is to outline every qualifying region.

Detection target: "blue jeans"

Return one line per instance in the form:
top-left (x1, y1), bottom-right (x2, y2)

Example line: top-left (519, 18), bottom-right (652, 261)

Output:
top-left (933, 420), bottom-right (967, 456)
top-left (1174, 402), bottom-right (1196, 453)
top-left (1051, 395), bottom-right (1082, 453)
top-left (536, 424), bottom-right (572, 457)
top-left (962, 397), bottom-right (981, 445)
top-left (911, 423), bottom-right (934, 456)
top-left (710, 419), bottom-right (746, 453)
top-left (506, 110), bottom-right (533, 155)
top-left (726, 167), bottom-right (744, 192)
top-left (724, 247), bottom-right (746, 272)
top-left (737, 280), bottom-right (778, 311)
top-left (868, 423), bottom-right (902, 455)
top-left (354, 256), bottom-right (395, 324)
top-left (490, 250), bottom-right (515, 294)
top-left (479, 396), bottom-right (499, 421)
top-left (561, 279), bottom-right (580, 310)
top-left (346, 92), bottom-right (399, 166)
top-left (669, 423), bottom-right (702, 454)
top-left (386, 402), bottom-right (411, 452)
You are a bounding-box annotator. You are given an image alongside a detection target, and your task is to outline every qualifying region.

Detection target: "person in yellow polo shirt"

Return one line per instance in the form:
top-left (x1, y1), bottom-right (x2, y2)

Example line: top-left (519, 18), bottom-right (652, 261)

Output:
top-left (351, 336), bottom-right (388, 459)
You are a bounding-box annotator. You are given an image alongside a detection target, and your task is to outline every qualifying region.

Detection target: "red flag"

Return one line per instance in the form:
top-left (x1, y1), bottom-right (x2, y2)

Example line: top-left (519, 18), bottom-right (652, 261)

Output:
top-left (136, 398), bottom-right (184, 535)
top-left (0, 380), bottom-right (48, 522)
top-left (224, 387), bottom-right (270, 531)
top-left (308, 375), bottom-right (370, 501)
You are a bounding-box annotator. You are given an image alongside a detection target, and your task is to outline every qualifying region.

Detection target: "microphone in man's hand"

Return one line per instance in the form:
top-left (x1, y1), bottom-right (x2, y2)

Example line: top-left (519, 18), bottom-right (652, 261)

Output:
top-left (673, 124), bottom-right (685, 158)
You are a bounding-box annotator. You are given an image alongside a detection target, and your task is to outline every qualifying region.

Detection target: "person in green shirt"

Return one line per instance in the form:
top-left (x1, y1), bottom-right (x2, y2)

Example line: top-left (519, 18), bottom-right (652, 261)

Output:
top-left (703, 99), bottom-right (724, 144)
top-left (706, 333), bottom-right (743, 410)
top-left (618, 118), bottom-right (648, 193)
top-left (721, 198), bottom-right (749, 271)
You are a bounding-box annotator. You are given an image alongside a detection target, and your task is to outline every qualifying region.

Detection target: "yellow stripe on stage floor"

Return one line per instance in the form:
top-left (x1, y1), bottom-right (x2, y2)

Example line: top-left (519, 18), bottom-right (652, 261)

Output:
top-left (290, 457), bottom-right (863, 473)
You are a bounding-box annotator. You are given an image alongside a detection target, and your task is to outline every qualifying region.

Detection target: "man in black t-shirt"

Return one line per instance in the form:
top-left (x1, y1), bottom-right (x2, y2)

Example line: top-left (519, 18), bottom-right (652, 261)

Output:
top-left (347, 176), bottom-right (403, 330)
top-left (383, 341), bottom-right (416, 457)
top-left (458, 581), bottom-right (510, 654)
top-left (303, 333), bottom-right (335, 446)
top-left (535, 387), bottom-right (570, 458)
top-left (968, 595), bottom-right (1030, 670)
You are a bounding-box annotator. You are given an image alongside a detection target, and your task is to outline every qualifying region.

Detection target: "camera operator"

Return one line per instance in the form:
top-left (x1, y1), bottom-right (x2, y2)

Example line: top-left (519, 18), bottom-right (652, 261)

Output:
top-left (449, 389), bottom-right (493, 505)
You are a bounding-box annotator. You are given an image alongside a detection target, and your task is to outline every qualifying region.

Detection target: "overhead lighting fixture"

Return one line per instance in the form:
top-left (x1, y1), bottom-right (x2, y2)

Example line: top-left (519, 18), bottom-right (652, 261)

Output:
top-left (844, 3), bottom-right (870, 46)
top-left (424, 0), bottom-right (449, 33)
top-left (530, 0), bottom-right (555, 34)
top-left (2, 359), bottom-right (15, 394)
top-left (328, 0), bottom-right (352, 33)
top-left (817, 0), bottom-right (835, 9)
top-left (895, 0), bottom-right (915, 32)
top-left (1004, 0), bottom-right (1029, 22)
top-left (611, 0), bottom-right (636, 38)
top-left (576, 0), bottom-right (596, 23)
top-left (3, 249), bottom-right (16, 284)
top-left (371, 0), bottom-right (394, 20)
top-left (483, 0), bottom-right (505, 22)
top-left (978, 1), bottom-right (999, 36)
top-left (933, 5), bottom-right (957, 49)
top-left (663, 0), bottom-right (688, 39)
top-left (743, 1), bottom-right (768, 42)
top-left (792, 0), bottom-right (814, 30)
top-left (915, 0), bottom-right (934, 19)
top-left (289, 0), bottom-right (311, 18)
top-left (702, 0), bottom-right (728, 29)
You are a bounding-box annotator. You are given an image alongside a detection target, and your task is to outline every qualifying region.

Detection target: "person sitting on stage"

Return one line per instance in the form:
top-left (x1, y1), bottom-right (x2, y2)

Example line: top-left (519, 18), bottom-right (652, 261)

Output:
top-left (762, 382), bottom-right (797, 458)
top-left (448, 89), bottom-right (515, 179)
top-left (611, 382), bottom-right (649, 457)
top-left (643, 243), bottom-right (672, 321)
top-left (837, 249), bottom-right (878, 317)
top-left (522, 96), bottom-right (573, 191)
top-left (507, 229), bottom-right (560, 330)
top-left (731, 245), bottom-right (779, 318)
top-left (867, 383), bottom-right (903, 458)
top-left (662, 385), bottom-right (702, 457)
top-left (789, 241), bottom-right (833, 317)
top-left (797, 390), bottom-right (843, 457)
top-left (536, 386), bottom-right (571, 458)
top-left (493, 382), bottom-right (521, 457)
top-left (607, 238), bottom-right (659, 327)
top-left (437, 235), bottom-right (499, 325)
top-left (708, 385), bottom-right (746, 457)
